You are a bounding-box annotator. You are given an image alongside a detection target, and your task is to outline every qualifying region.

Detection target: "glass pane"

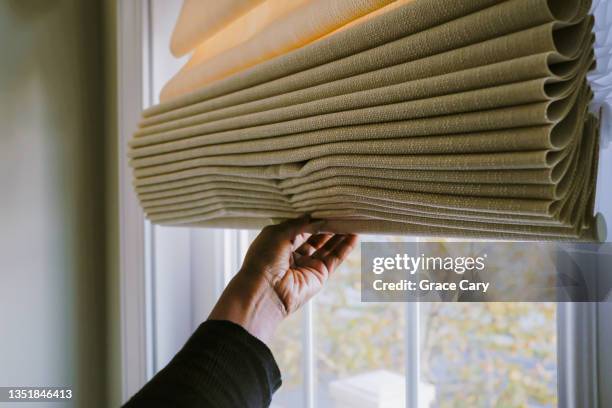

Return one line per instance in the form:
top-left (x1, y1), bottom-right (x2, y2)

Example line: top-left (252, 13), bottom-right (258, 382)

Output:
top-left (270, 309), bottom-right (305, 407)
top-left (420, 302), bottom-right (557, 407)
top-left (315, 236), bottom-right (408, 407)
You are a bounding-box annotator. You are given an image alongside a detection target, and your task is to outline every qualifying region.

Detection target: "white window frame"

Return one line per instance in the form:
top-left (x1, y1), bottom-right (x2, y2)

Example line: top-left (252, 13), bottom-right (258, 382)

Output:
top-left (117, 0), bottom-right (150, 400)
top-left (115, 1), bottom-right (609, 406)
top-left (116, 0), bottom-right (251, 396)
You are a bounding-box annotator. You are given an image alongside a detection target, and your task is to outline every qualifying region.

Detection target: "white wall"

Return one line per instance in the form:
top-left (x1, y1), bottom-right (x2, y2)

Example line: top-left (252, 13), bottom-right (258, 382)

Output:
top-left (0, 1), bottom-right (107, 407)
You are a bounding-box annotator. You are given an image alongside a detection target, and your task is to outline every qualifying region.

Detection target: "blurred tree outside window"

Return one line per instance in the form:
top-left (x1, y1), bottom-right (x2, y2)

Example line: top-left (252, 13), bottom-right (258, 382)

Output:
top-left (270, 236), bottom-right (557, 408)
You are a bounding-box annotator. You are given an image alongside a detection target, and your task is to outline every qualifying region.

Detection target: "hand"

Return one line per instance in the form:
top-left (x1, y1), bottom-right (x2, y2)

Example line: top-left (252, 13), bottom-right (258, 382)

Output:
top-left (242, 216), bottom-right (358, 314)
top-left (208, 216), bottom-right (358, 343)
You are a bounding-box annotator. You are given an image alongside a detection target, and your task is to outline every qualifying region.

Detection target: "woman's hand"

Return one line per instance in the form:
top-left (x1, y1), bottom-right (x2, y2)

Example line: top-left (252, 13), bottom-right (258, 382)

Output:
top-left (243, 216), bottom-right (358, 314)
top-left (209, 216), bottom-right (358, 344)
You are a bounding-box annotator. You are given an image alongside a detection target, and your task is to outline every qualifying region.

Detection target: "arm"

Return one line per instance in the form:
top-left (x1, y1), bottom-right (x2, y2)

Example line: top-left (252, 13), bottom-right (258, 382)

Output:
top-left (123, 216), bottom-right (358, 408)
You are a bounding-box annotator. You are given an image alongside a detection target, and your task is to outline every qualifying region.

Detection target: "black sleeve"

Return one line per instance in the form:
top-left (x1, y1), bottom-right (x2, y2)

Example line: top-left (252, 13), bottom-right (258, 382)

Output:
top-left (123, 320), bottom-right (282, 408)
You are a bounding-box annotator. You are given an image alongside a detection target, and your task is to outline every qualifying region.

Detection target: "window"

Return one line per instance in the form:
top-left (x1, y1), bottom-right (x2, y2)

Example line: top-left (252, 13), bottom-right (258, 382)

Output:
top-left (148, 229), bottom-right (608, 407)
top-left (117, 0), bottom-right (611, 406)
top-left (148, 228), bottom-right (562, 407)
top-left (168, 233), bottom-right (559, 408)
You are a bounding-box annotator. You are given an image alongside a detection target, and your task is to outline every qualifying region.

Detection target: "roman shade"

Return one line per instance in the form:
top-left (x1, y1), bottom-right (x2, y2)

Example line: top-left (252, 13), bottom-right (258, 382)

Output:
top-left (129, 0), bottom-right (607, 241)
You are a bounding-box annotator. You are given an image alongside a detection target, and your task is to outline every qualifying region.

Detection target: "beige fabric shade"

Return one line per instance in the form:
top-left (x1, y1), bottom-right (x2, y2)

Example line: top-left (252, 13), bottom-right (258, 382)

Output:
top-left (129, 0), bottom-right (606, 241)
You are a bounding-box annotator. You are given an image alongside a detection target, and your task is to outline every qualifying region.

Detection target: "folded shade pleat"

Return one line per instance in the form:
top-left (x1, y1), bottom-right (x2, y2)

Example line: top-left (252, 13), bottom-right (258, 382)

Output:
top-left (133, 165), bottom-right (560, 188)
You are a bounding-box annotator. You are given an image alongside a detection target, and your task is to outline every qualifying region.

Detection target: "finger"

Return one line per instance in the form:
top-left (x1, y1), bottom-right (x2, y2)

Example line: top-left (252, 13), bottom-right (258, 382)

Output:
top-left (323, 234), bottom-right (358, 273)
top-left (291, 231), bottom-right (313, 252)
top-left (295, 233), bottom-right (333, 257)
top-left (327, 234), bottom-right (359, 270)
top-left (311, 234), bottom-right (347, 260)
top-left (313, 234), bottom-right (358, 273)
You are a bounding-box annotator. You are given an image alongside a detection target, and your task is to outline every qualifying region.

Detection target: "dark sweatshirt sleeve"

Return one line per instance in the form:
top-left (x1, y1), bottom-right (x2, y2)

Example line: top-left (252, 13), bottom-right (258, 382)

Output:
top-left (123, 320), bottom-right (282, 408)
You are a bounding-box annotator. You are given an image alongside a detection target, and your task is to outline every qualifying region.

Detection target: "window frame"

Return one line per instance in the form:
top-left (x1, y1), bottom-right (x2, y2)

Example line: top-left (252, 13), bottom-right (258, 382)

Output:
top-left (116, 0), bottom-right (152, 400)
top-left (116, 1), bottom-right (608, 406)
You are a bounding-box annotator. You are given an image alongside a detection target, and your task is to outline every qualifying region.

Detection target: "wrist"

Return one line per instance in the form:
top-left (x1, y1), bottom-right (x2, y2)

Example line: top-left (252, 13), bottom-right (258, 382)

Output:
top-left (208, 270), bottom-right (286, 344)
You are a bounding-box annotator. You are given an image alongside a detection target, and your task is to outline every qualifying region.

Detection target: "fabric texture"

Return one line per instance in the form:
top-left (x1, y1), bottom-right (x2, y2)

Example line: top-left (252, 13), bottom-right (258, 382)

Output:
top-left (161, 0), bottom-right (396, 101)
top-left (169, 0), bottom-right (266, 57)
top-left (181, 0), bottom-right (308, 66)
top-left (123, 320), bottom-right (281, 407)
top-left (129, 0), bottom-right (605, 241)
